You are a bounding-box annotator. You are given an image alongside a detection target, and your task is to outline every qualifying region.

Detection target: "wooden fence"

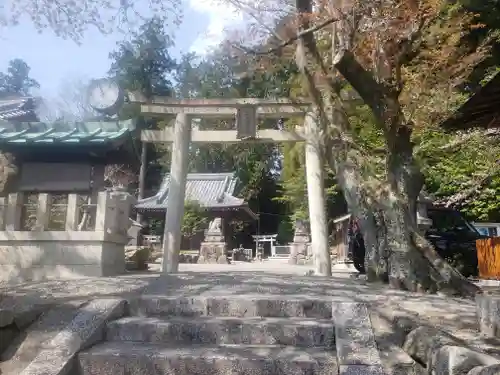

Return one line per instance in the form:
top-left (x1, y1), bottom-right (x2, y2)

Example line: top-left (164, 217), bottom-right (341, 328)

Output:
top-left (477, 238), bottom-right (500, 279)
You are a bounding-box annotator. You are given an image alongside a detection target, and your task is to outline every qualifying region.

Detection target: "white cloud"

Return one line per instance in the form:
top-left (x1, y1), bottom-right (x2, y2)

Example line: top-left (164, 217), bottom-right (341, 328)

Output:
top-left (187, 0), bottom-right (244, 55)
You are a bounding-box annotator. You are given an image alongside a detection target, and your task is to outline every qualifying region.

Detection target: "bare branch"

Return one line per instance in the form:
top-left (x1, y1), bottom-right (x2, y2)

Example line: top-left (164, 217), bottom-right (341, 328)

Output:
top-left (225, 0), bottom-right (287, 42)
top-left (231, 16), bottom-right (340, 56)
top-left (438, 128), bottom-right (500, 151)
top-left (104, 164), bottom-right (137, 189)
top-left (2, 0), bottom-right (182, 42)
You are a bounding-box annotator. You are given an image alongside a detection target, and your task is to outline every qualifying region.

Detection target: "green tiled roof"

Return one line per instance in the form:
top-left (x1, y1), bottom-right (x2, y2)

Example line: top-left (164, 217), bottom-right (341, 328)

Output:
top-left (0, 119), bottom-right (135, 145)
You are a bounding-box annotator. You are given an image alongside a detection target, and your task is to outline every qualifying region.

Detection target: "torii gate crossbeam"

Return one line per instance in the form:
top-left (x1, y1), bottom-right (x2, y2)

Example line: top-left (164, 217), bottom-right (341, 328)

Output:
top-left (129, 95), bottom-right (332, 276)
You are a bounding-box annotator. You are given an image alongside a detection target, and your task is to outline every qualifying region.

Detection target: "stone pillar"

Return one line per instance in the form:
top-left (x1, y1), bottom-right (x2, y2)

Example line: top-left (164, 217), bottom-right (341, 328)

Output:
top-left (35, 193), bottom-right (51, 230)
top-left (6, 193), bottom-right (23, 231)
top-left (65, 193), bottom-right (79, 231)
top-left (288, 220), bottom-right (311, 265)
top-left (0, 197), bottom-right (6, 231)
top-left (335, 219), bottom-right (351, 263)
top-left (417, 191), bottom-right (433, 232)
top-left (109, 187), bottom-right (136, 237)
top-left (331, 217), bottom-right (357, 271)
top-left (303, 112), bottom-right (331, 276)
top-left (162, 113), bottom-right (191, 273)
top-left (198, 217), bottom-right (229, 264)
top-left (95, 191), bottom-right (112, 232)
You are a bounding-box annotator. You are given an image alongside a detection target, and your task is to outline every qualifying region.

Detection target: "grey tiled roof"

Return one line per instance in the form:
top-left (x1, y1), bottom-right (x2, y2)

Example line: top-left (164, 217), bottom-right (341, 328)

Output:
top-left (136, 173), bottom-right (247, 210)
top-left (0, 97), bottom-right (37, 120)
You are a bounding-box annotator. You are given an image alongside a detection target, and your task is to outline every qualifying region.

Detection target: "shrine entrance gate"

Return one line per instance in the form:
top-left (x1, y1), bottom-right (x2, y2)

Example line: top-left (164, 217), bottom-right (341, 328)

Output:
top-left (129, 95), bottom-right (332, 276)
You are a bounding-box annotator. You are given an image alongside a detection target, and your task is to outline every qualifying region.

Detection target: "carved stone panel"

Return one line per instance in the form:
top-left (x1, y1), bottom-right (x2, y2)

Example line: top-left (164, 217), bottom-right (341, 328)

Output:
top-left (198, 242), bottom-right (229, 264)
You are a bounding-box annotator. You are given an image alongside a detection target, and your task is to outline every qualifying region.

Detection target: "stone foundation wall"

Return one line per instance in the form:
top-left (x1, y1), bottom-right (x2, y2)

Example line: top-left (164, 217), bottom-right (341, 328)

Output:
top-left (0, 190), bottom-right (133, 284)
top-left (0, 232), bottom-right (126, 284)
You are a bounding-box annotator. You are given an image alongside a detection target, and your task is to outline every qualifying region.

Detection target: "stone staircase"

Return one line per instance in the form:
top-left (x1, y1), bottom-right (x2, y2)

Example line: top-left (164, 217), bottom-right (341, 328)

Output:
top-left (77, 295), bottom-right (383, 375)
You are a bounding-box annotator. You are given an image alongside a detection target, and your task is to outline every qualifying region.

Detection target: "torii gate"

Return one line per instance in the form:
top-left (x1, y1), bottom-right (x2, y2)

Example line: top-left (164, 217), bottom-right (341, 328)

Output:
top-left (129, 95), bottom-right (332, 276)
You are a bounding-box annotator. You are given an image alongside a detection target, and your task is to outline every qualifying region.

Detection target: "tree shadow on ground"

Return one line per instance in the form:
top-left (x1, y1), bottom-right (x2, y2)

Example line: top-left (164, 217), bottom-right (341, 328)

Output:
top-left (139, 269), bottom-right (500, 357)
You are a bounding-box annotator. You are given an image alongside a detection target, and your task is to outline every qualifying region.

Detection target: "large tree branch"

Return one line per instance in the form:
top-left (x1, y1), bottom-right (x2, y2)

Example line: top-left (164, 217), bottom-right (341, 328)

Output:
top-left (332, 49), bottom-right (391, 124)
top-left (231, 16), bottom-right (340, 56)
top-left (396, 17), bottom-right (427, 66)
top-left (229, 1), bottom-right (392, 128)
top-left (225, 0), bottom-right (286, 43)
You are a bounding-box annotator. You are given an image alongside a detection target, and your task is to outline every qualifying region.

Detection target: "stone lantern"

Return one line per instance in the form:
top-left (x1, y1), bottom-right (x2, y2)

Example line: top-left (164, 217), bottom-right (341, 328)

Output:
top-left (288, 219), bottom-right (311, 265)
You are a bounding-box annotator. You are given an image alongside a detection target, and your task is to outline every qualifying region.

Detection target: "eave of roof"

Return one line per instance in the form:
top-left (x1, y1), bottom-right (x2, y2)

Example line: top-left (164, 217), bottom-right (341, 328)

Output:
top-left (0, 119), bottom-right (136, 146)
top-left (0, 97), bottom-right (37, 121)
top-left (441, 73), bottom-right (500, 130)
top-left (135, 172), bottom-right (257, 219)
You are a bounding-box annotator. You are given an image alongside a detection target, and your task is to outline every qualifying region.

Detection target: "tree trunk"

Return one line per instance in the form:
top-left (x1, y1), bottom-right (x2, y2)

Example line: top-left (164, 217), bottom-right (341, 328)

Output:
top-left (335, 161), bottom-right (388, 281)
top-left (380, 127), bottom-right (480, 298)
top-left (379, 189), bottom-right (479, 298)
top-left (329, 109), bottom-right (479, 298)
top-left (292, 0), bottom-right (480, 298)
top-left (364, 207), bottom-right (389, 282)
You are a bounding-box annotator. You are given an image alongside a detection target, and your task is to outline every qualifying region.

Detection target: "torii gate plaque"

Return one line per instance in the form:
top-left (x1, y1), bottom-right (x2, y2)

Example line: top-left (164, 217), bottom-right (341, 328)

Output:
top-left (129, 94), bottom-right (332, 276)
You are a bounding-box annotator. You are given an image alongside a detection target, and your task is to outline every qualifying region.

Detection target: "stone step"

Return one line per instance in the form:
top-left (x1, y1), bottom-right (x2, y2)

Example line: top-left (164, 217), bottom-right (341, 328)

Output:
top-left (78, 341), bottom-right (339, 375)
top-left (129, 295), bottom-right (333, 318)
top-left (0, 300), bottom-right (86, 375)
top-left (106, 316), bottom-right (335, 347)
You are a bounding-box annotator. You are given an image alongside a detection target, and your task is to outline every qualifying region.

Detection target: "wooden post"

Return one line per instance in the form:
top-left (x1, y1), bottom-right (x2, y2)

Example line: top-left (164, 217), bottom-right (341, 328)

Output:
top-left (162, 113), bottom-right (191, 273)
top-left (304, 112), bottom-right (332, 276)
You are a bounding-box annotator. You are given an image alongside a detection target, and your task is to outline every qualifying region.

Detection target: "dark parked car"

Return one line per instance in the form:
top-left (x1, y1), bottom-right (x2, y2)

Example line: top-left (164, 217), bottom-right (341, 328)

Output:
top-left (350, 207), bottom-right (488, 277)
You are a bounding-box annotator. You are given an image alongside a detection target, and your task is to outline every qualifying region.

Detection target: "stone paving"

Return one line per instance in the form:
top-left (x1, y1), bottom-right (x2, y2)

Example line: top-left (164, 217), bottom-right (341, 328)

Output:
top-left (0, 262), bottom-right (484, 337)
top-left (146, 263), bottom-right (479, 333)
top-left (0, 262), bottom-right (497, 375)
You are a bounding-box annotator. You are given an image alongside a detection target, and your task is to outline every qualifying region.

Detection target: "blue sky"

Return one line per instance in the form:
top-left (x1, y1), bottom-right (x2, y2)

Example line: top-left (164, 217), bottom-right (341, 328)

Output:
top-left (0, 0), bottom-right (243, 99)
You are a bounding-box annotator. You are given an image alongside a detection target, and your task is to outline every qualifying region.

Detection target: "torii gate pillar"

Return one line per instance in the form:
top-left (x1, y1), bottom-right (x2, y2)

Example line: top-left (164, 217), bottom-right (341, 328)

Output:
top-left (162, 113), bottom-right (191, 273)
top-left (304, 112), bottom-right (331, 276)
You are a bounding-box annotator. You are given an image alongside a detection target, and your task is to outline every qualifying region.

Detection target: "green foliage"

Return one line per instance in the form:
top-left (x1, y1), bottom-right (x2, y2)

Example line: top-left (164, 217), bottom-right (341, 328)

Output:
top-left (0, 59), bottom-right (40, 96)
top-left (181, 201), bottom-right (208, 238)
top-left (276, 215), bottom-right (294, 244)
top-left (417, 126), bottom-right (500, 222)
top-left (109, 17), bottom-right (177, 98)
top-left (343, 104), bottom-right (500, 223)
top-left (108, 17), bottom-right (178, 193)
top-left (278, 142), bottom-right (308, 221)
